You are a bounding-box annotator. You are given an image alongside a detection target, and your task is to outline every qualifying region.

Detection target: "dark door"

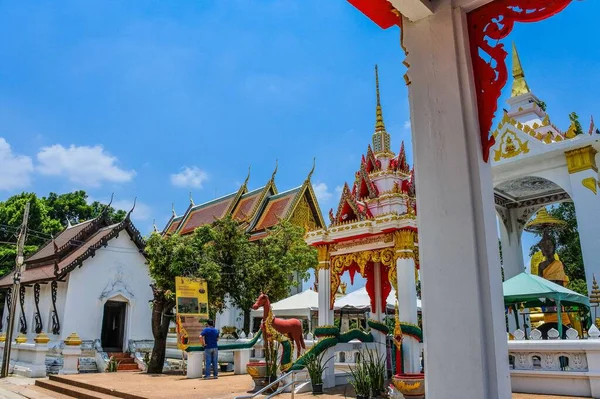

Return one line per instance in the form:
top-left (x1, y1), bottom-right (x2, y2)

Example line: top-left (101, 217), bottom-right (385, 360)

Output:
top-left (101, 301), bottom-right (126, 352)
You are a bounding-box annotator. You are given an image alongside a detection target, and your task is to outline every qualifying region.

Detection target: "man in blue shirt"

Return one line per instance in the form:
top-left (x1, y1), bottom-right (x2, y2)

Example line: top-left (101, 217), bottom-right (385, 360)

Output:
top-left (200, 319), bottom-right (219, 379)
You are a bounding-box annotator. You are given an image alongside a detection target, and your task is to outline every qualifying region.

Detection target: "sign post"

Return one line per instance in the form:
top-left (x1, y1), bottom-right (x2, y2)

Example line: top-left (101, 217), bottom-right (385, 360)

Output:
top-left (175, 277), bottom-right (209, 350)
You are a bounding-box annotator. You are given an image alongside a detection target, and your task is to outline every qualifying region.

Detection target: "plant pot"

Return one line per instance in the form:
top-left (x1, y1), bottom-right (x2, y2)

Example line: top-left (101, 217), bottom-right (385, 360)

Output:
top-left (392, 373), bottom-right (425, 399)
top-left (247, 362), bottom-right (267, 391)
top-left (311, 382), bottom-right (323, 394)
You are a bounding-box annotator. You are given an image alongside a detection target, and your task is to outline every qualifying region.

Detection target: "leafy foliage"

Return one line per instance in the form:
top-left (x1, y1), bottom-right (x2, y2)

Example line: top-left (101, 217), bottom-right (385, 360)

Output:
top-left (529, 203), bottom-right (587, 295)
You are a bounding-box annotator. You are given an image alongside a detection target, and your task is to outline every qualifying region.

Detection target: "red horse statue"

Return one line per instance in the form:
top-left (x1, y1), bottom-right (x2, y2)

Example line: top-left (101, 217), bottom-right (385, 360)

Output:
top-left (252, 293), bottom-right (306, 357)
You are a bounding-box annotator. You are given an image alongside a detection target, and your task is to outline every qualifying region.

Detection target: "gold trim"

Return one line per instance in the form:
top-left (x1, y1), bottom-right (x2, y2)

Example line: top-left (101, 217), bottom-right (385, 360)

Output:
top-left (493, 131), bottom-right (529, 161)
top-left (15, 334), bottom-right (27, 344)
top-left (565, 146), bottom-right (598, 174)
top-left (582, 177), bottom-right (598, 195)
top-left (34, 333), bottom-right (50, 344)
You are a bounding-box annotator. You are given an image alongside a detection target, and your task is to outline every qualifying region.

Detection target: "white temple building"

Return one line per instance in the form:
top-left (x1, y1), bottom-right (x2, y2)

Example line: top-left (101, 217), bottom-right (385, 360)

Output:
top-left (0, 207), bottom-right (154, 373)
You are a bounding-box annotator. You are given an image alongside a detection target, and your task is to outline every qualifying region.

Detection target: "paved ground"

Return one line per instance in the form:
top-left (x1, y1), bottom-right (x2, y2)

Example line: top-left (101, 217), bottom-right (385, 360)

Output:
top-left (0, 373), bottom-right (589, 399)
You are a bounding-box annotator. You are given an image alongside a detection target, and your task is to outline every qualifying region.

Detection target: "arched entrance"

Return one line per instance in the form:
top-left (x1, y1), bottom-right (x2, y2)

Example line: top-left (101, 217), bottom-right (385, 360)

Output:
top-left (101, 297), bottom-right (128, 352)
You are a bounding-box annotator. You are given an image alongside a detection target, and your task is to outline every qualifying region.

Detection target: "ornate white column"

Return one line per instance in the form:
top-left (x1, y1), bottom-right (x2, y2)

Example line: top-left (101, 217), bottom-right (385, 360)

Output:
top-left (565, 145), bottom-right (600, 294)
top-left (316, 245), bottom-right (335, 388)
top-left (394, 230), bottom-right (420, 373)
top-left (404, 4), bottom-right (511, 399)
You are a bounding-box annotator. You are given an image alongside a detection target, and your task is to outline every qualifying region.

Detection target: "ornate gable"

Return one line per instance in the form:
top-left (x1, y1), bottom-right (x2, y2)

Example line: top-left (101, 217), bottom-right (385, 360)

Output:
top-left (332, 183), bottom-right (367, 226)
top-left (364, 145), bottom-right (381, 173)
top-left (286, 181), bottom-right (326, 232)
top-left (354, 162), bottom-right (378, 201)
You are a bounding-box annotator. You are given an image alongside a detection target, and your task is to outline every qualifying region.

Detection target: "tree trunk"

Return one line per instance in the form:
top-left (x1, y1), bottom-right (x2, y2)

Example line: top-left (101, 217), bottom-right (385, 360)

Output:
top-left (243, 308), bottom-right (251, 335)
top-left (147, 285), bottom-right (175, 374)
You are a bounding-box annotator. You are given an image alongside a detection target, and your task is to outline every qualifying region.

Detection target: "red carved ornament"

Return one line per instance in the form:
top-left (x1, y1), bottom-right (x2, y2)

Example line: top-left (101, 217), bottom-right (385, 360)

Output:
top-left (467, 0), bottom-right (575, 162)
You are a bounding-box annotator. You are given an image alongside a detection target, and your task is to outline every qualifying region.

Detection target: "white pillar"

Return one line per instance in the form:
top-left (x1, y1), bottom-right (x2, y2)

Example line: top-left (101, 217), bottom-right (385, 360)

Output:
top-left (60, 346), bottom-right (81, 375)
top-left (565, 146), bottom-right (600, 294)
top-left (498, 208), bottom-right (525, 279)
top-left (187, 351), bottom-right (204, 379)
top-left (316, 245), bottom-right (335, 389)
top-left (396, 256), bottom-right (420, 373)
top-left (404, 5), bottom-right (511, 399)
top-left (233, 347), bottom-right (250, 375)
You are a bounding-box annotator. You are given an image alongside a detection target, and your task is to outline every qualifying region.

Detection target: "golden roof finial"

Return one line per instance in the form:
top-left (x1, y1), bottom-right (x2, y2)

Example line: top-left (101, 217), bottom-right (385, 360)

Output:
top-left (375, 65), bottom-right (385, 133)
top-left (511, 43), bottom-right (531, 97)
top-left (172, 203), bottom-right (177, 217)
top-left (269, 159), bottom-right (278, 183)
top-left (373, 65), bottom-right (391, 154)
top-left (189, 192), bottom-right (194, 206)
top-left (306, 157), bottom-right (316, 182)
top-left (243, 166), bottom-right (251, 187)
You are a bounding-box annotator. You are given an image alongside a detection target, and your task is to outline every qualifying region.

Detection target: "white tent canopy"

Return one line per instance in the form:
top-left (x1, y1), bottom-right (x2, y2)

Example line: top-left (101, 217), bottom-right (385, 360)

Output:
top-left (334, 287), bottom-right (422, 312)
top-left (250, 289), bottom-right (318, 319)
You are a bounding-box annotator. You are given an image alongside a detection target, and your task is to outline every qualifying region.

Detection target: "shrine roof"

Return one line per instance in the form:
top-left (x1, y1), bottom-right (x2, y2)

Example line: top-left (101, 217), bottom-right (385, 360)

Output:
top-left (165, 216), bottom-right (183, 234)
top-left (0, 216), bottom-right (145, 288)
top-left (177, 192), bottom-right (238, 235)
top-left (250, 187), bottom-right (302, 232)
top-left (26, 219), bottom-right (95, 263)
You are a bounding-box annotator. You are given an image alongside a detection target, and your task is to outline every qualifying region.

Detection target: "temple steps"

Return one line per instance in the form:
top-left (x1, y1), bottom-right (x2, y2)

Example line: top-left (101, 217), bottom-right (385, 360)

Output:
top-left (35, 375), bottom-right (145, 399)
top-left (109, 352), bottom-right (141, 371)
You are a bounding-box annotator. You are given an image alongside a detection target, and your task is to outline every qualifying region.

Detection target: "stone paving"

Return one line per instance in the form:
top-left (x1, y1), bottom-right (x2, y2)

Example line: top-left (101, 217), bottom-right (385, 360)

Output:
top-left (0, 373), bottom-right (589, 399)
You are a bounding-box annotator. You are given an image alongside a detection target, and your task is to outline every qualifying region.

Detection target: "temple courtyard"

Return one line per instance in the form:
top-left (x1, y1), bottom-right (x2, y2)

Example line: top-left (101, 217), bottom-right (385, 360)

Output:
top-left (0, 373), bottom-right (589, 399)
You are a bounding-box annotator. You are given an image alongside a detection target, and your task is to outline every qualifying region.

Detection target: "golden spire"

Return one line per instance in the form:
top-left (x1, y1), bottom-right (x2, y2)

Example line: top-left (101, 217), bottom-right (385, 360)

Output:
top-left (591, 274), bottom-right (600, 306)
top-left (511, 43), bottom-right (531, 97)
top-left (372, 65), bottom-right (391, 154)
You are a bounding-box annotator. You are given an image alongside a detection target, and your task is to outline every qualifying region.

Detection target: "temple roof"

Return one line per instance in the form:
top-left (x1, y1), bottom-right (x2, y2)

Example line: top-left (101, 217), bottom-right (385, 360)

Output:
top-left (164, 164), bottom-right (325, 239)
top-left (0, 210), bottom-right (145, 288)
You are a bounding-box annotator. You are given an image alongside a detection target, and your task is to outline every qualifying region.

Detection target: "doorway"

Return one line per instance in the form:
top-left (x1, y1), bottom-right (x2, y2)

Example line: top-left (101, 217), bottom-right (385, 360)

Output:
top-left (101, 301), bottom-right (126, 352)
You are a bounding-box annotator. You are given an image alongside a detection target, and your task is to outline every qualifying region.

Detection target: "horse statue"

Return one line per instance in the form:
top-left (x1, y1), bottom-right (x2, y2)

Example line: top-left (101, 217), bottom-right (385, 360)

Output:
top-left (252, 293), bottom-right (306, 357)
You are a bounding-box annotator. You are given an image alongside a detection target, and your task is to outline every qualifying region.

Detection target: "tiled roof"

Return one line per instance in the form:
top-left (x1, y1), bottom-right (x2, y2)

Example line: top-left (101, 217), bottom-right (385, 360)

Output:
top-left (26, 219), bottom-right (95, 263)
top-left (178, 192), bottom-right (238, 235)
top-left (0, 218), bottom-right (145, 288)
top-left (232, 187), bottom-right (265, 221)
top-left (252, 187), bottom-right (301, 232)
top-left (166, 217), bottom-right (183, 234)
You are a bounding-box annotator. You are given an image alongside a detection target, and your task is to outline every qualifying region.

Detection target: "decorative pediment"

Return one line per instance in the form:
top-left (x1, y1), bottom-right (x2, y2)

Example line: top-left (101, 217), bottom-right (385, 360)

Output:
top-left (354, 163), bottom-right (378, 201)
top-left (365, 145), bottom-right (381, 173)
top-left (332, 183), bottom-right (366, 226)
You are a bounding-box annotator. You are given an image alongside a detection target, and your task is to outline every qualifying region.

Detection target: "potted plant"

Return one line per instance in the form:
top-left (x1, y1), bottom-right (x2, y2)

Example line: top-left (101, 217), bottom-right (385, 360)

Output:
top-left (364, 350), bottom-right (386, 397)
top-left (263, 340), bottom-right (280, 393)
top-left (348, 357), bottom-right (370, 399)
top-left (305, 351), bottom-right (334, 394)
top-left (106, 356), bottom-right (120, 372)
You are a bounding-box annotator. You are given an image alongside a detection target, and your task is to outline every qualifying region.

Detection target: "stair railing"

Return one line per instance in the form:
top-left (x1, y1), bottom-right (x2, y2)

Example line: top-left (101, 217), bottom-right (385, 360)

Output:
top-left (234, 369), bottom-right (307, 399)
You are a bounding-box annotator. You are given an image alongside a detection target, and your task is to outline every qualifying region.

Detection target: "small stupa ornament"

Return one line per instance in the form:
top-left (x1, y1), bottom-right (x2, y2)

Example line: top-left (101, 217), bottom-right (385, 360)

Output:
top-left (524, 208), bottom-right (566, 234)
top-left (591, 274), bottom-right (600, 307)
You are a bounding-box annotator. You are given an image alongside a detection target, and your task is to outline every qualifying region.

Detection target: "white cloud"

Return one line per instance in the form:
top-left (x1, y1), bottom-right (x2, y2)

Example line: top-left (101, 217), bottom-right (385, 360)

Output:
top-left (312, 182), bottom-right (333, 203)
top-left (404, 120), bottom-right (411, 130)
top-left (36, 144), bottom-right (135, 187)
top-left (0, 138), bottom-right (34, 191)
top-left (335, 185), bottom-right (343, 195)
top-left (170, 166), bottom-right (208, 188)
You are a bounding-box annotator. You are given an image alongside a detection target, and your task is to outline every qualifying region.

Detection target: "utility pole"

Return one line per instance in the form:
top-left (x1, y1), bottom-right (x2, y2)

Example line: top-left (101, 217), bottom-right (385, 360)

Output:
top-left (1, 202), bottom-right (30, 378)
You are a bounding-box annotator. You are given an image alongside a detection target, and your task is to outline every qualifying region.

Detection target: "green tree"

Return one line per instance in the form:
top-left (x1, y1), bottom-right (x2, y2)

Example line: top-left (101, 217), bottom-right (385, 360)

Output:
top-left (144, 229), bottom-right (221, 374)
top-left (529, 203), bottom-right (586, 295)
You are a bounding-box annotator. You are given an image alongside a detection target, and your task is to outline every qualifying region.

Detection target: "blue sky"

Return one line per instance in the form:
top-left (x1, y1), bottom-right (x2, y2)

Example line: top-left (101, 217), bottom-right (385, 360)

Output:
top-left (1, 1), bottom-right (598, 292)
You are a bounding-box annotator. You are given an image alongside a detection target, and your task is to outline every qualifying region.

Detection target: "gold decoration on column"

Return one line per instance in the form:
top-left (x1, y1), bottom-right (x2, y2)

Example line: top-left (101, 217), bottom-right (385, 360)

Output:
top-left (316, 245), bottom-right (330, 270)
top-left (565, 146), bottom-right (598, 174)
top-left (0, 333), bottom-right (6, 342)
top-left (582, 177), bottom-right (598, 195)
top-left (394, 230), bottom-right (416, 259)
top-left (64, 332), bottom-right (82, 346)
top-left (34, 332), bottom-right (50, 344)
top-left (15, 333), bottom-right (27, 344)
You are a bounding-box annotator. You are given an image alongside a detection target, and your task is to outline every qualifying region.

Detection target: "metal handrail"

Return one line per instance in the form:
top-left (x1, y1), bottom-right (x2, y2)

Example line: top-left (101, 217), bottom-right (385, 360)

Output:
top-left (234, 369), bottom-right (306, 399)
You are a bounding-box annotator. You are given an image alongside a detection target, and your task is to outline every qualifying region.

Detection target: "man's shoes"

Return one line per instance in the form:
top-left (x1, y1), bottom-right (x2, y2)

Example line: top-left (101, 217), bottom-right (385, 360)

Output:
top-left (213, 376), bottom-right (218, 379)
top-left (203, 376), bottom-right (210, 380)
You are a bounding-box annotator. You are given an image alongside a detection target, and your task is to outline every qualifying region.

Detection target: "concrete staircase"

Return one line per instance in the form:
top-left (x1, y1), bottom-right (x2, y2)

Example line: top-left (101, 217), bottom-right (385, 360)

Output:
top-left (110, 352), bottom-right (140, 371)
top-left (35, 375), bottom-right (145, 399)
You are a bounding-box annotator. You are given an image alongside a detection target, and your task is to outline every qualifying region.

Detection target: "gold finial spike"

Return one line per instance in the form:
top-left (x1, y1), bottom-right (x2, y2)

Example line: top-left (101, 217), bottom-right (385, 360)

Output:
top-left (243, 166), bottom-right (251, 187)
top-left (271, 159), bottom-right (278, 181)
top-left (189, 192), bottom-right (194, 206)
top-left (375, 65), bottom-right (385, 133)
top-left (306, 157), bottom-right (316, 181)
top-left (511, 43), bottom-right (531, 97)
top-left (172, 203), bottom-right (177, 217)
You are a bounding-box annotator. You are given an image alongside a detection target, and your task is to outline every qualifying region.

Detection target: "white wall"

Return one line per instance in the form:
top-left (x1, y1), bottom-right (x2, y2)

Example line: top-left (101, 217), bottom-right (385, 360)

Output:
top-left (61, 233), bottom-right (153, 349)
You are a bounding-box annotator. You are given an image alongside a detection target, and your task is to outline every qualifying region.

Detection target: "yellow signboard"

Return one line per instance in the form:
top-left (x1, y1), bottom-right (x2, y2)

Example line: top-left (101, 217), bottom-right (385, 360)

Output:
top-left (175, 277), bottom-right (209, 350)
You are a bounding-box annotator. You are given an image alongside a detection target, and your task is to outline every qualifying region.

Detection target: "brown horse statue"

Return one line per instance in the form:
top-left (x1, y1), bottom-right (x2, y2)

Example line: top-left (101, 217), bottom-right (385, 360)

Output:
top-left (252, 293), bottom-right (306, 357)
